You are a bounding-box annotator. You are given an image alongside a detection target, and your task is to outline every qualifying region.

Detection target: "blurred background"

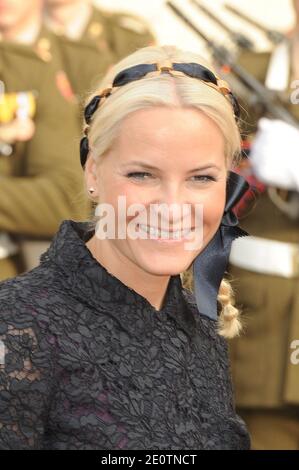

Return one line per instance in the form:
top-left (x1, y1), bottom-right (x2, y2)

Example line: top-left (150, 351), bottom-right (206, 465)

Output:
top-left (97, 0), bottom-right (295, 53)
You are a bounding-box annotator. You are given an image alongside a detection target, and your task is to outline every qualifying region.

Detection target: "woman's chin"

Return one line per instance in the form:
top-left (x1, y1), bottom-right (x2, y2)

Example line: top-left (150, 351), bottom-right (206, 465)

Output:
top-left (127, 235), bottom-right (206, 275)
top-left (133, 253), bottom-right (194, 277)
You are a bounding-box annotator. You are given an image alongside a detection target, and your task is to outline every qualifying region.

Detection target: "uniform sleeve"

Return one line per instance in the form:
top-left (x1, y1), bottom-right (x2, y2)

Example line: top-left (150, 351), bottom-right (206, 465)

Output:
top-left (0, 63), bottom-right (90, 237)
top-left (0, 289), bottom-right (54, 449)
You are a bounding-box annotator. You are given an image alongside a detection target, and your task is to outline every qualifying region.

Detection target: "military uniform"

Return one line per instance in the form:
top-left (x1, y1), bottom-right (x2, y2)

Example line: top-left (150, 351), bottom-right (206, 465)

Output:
top-left (0, 27), bottom-right (90, 281)
top-left (55, 6), bottom-right (156, 97)
top-left (228, 45), bottom-right (299, 449)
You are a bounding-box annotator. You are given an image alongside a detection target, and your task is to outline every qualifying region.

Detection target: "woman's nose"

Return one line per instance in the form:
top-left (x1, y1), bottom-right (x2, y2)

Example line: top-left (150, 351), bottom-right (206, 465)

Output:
top-left (154, 181), bottom-right (187, 205)
top-left (150, 183), bottom-right (193, 225)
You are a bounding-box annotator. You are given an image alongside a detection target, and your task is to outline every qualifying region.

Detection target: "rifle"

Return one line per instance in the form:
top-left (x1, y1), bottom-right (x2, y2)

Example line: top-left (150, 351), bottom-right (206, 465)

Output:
top-left (191, 0), bottom-right (255, 51)
top-left (224, 3), bottom-right (285, 45)
top-left (166, 1), bottom-right (299, 129)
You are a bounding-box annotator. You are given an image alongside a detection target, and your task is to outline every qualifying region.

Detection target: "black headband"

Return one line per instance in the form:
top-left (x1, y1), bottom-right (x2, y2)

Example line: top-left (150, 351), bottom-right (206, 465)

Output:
top-left (80, 61), bottom-right (240, 168)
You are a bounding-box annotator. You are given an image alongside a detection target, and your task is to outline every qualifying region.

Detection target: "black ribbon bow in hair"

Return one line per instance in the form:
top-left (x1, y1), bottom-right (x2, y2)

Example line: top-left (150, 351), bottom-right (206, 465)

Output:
top-left (192, 171), bottom-right (250, 321)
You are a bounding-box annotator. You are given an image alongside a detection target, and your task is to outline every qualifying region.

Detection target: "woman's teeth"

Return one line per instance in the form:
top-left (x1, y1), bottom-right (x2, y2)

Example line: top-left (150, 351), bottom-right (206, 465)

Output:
top-left (138, 224), bottom-right (192, 239)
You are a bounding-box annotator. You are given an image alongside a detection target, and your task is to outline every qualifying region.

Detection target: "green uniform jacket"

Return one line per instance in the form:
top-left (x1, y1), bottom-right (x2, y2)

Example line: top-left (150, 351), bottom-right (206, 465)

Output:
top-left (57, 6), bottom-right (156, 98)
top-left (0, 27), bottom-right (90, 280)
top-left (228, 49), bottom-right (299, 407)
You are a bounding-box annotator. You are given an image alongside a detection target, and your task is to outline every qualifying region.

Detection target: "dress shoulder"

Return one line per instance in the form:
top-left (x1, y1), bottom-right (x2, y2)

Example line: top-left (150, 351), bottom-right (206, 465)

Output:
top-left (181, 287), bottom-right (223, 340)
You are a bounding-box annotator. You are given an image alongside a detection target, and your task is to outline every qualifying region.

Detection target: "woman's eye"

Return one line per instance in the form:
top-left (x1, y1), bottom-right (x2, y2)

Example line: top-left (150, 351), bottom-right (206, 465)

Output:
top-left (190, 175), bottom-right (217, 183)
top-left (126, 172), bottom-right (153, 180)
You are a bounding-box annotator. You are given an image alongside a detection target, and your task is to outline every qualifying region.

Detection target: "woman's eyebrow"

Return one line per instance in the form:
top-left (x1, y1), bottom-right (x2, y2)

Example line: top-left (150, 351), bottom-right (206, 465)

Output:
top-left (123, 160), bottom-right (160, 170)
top-left (123, 160), bottom-right (221, 171)
top-left (186, 164), bottom-right (221, 172)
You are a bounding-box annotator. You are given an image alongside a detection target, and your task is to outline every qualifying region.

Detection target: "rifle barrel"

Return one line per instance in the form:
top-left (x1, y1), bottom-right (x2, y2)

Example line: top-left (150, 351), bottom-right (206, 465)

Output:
top-left (166, 1), bottom-right (299, 128)
top-left (224, 3), bottom-right (285, 44)
top-left (191, 0), bottom-right (254, 50)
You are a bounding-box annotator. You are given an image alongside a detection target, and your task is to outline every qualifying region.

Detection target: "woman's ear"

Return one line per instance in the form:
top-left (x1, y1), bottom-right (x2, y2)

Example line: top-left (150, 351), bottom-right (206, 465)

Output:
top-left (84, 155), bottom-right (99, 198)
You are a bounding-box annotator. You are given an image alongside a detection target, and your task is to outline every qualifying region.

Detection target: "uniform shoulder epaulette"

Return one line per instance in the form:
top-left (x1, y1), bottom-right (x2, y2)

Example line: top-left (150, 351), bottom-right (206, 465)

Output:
top-left (35, 36), bottom-right (52, 62)
top-left (111, 12), bottom-right (152, 36)
top-left (91, 7), bottom-right (152, 36)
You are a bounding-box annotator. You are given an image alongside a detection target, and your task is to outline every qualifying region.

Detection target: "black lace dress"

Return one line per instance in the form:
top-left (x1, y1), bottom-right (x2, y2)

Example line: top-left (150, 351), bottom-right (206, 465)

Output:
top-left (0, 220), bottom-right (250, 450)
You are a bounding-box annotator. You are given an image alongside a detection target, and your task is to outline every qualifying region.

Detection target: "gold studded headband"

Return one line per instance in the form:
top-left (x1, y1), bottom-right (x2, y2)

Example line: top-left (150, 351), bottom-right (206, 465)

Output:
top-left (80, 61), bottom-right (240, 168)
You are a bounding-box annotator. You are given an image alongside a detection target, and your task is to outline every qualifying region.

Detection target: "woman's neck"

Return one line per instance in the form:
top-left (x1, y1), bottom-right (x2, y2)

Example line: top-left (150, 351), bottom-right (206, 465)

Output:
top-left (86, 235), bottom-right (171, 311)
top-left (44, 0), bottom-right (92, 40)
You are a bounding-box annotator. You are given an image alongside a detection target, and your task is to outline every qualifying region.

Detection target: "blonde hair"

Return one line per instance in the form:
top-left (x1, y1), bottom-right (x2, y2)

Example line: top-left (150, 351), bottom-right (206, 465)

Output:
top-left (84, 45), bottom-right (243, 339)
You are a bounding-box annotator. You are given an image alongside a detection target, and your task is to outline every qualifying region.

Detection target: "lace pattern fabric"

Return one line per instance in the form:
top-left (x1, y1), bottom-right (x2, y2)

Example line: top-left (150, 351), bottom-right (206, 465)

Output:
top-left (0, 220), bottom-right (250, 449)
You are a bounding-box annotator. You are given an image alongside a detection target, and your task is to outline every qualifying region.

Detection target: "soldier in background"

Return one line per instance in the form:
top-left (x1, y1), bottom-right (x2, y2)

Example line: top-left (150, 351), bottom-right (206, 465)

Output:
top-left (43, 0), bottom-right (156, 96)
top-left (228, 0), bottom-right (299, 450)
top-left (0, 0), bottom-right (97, 280)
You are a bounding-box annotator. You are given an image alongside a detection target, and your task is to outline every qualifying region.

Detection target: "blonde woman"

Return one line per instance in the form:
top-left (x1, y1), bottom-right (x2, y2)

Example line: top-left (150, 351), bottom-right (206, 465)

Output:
top-left (0, 45), bottom-right (250, 450)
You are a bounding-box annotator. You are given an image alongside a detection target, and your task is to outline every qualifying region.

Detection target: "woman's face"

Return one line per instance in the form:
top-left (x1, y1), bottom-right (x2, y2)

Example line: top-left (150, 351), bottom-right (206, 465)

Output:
top-left (0, 0), bottom-right (41, 31)
top-left (86, 106), bottom-right (228, 276)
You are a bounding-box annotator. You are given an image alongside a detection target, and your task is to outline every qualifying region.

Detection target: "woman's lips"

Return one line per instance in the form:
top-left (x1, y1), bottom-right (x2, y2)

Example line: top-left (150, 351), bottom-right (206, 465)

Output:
top-left (136, 223), bottom-right (196, 241)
